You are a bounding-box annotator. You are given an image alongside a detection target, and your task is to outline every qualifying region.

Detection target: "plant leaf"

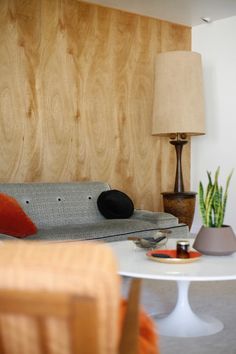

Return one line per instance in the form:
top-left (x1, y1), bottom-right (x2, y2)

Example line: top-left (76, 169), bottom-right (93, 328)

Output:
top-left (199, 182), bottom-right (207, 226)
top-left (199, 167), bottom-right (233, 228)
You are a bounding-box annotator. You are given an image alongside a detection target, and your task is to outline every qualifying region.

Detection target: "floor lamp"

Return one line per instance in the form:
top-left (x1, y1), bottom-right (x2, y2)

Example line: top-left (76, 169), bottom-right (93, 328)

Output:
top-left (152, 51), bottom-right (205, 230)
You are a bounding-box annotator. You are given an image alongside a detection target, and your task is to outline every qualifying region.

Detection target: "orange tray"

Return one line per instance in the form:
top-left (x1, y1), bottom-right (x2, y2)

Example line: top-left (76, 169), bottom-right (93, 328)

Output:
top-left (146, 249), bottom-right (202, 264)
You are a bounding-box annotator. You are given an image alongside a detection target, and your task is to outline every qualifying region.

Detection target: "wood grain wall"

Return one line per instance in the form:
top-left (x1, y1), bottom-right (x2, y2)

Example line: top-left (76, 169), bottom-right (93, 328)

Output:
top-left (0, 0), bottom-right (191, 211)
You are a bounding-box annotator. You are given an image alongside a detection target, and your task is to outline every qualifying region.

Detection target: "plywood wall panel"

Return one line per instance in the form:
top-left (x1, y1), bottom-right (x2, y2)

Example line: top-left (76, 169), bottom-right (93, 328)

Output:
top-left (0, 0), bottom-right (38, 181)
top-left (0, 0), bottom-right (191, 211)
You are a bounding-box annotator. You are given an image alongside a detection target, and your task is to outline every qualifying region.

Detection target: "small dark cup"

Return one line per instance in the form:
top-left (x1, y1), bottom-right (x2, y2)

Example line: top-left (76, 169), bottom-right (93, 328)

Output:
top-left (176, 240), bottom-right (190, 258)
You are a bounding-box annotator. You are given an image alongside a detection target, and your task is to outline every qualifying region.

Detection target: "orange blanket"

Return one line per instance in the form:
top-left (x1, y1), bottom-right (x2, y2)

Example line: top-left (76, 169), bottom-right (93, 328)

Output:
top-left (120, 299), bottom-right (160, 354)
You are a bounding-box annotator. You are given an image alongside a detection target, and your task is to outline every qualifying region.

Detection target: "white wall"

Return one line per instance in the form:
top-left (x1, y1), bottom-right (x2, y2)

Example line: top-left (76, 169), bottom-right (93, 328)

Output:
top-left (191, 16), bottom-right (236, 234)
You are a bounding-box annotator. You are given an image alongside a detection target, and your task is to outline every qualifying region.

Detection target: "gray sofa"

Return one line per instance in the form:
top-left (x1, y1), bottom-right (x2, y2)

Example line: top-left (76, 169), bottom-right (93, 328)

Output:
top-left (0, 181), bottom-right (189, 241)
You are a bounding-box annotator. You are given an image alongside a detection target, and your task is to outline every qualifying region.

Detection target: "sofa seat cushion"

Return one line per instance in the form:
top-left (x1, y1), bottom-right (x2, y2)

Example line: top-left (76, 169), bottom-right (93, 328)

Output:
top-left (16, 220), bottom-right (188, 242)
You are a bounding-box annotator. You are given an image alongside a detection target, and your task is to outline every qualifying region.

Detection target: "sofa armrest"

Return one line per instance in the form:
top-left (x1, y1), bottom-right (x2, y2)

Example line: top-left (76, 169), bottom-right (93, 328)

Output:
top-left (131, 210), bottom-right (178, 228)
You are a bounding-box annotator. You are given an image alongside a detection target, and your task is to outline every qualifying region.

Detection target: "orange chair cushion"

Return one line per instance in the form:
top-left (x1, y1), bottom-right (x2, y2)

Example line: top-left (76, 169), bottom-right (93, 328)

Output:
top-left (0, 193), bottom-right (37, 238)
top-left (120, 299), bottom-right (160, 354)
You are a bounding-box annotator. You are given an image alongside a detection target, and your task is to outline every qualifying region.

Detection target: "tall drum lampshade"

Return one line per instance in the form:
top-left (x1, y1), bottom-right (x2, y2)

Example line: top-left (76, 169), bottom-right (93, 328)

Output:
top-left (152, 51), bottom-right (205, 230)
top-left (152, 51), bottom-right (205, 193)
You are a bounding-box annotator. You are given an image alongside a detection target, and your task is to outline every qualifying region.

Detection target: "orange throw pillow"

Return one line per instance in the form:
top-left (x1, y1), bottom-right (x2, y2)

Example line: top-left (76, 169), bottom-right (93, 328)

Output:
top-left (119, 299), bottom-right (160, 354)
top-left (0, 193), bottom-right (37, 238)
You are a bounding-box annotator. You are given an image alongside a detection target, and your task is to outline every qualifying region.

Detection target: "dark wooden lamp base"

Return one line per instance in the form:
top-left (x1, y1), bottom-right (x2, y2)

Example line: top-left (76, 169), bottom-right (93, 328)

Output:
top-left (161, 135), bottom-right (197, 231)
top-left (162, 192), bottom-right (196, 230)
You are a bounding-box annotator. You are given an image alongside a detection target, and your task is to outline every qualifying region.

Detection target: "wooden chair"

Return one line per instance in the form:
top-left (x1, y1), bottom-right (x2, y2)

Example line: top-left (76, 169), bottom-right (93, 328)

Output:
top-left (0, 242), bottom-right (142, 354)
top-left (0, 279), bottom-right (141, 354)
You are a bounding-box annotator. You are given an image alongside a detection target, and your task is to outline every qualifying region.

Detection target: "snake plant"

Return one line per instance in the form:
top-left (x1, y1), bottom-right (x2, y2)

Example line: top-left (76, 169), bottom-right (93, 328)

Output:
top-left (199, 167), bottom-right (233, 227)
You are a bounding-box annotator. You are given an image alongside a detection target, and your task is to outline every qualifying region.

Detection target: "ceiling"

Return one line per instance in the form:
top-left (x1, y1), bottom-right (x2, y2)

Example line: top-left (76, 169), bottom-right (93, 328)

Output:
top-left (82, 0), bottom-right (236, 26)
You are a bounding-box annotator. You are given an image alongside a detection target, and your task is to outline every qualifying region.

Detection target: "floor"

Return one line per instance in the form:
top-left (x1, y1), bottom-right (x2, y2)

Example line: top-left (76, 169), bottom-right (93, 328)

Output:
top-left (121, 277), bottom-right (236, 354)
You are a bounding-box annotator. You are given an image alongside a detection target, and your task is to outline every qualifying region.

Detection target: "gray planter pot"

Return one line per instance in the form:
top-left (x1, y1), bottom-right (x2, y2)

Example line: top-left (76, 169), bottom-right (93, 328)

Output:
top-left (193, 225), bottom-right (236, 256)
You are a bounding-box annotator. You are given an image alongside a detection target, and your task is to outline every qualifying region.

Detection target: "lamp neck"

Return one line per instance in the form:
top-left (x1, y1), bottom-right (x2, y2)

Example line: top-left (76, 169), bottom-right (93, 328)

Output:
top-left (170, 137), bottom-right (188, 193)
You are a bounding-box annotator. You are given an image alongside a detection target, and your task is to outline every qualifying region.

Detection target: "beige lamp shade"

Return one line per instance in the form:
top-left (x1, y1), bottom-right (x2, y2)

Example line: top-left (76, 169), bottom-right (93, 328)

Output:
top-left (152, 51), bottom-right (205, 136)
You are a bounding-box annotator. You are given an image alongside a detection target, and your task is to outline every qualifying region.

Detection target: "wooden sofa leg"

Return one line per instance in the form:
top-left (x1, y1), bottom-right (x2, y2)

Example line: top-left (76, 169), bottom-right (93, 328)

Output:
top-left (119, 278), bottom-right (142, 354)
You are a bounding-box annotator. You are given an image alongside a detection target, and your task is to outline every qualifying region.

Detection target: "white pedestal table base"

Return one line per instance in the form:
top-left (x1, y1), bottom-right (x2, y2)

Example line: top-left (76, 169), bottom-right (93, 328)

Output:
top-left (155, 280), bottom-right (224, 337)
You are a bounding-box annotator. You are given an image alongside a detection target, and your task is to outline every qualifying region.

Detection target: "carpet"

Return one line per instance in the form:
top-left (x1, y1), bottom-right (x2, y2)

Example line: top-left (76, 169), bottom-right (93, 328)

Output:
top-left (122, 278), bottom-right (236, 354)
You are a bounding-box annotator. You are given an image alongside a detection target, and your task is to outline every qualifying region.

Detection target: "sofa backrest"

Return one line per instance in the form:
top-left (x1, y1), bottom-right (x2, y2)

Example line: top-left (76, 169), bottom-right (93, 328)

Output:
top-left (0, 182), bottom-right (110, 228)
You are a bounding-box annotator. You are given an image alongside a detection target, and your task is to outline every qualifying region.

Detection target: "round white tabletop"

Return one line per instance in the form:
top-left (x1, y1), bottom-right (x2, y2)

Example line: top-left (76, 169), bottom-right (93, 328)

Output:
top-left (109, 239), bottom-right (236, 337)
